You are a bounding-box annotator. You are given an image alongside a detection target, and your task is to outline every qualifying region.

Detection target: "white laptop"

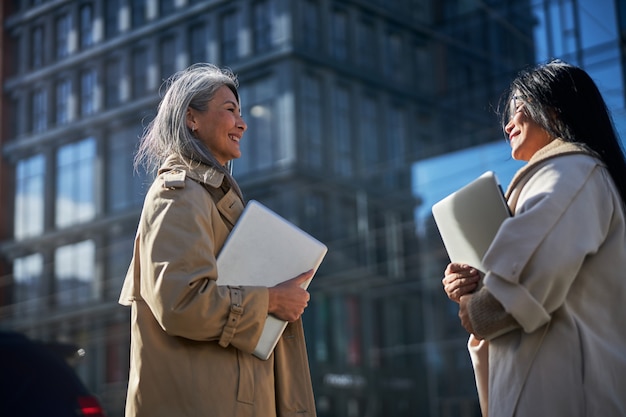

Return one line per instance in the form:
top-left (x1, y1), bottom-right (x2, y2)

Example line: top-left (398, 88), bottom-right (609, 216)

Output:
top-left (431, 171), bottom-right (511, 273)
top-left (216, 200), bottom-right (327, 360)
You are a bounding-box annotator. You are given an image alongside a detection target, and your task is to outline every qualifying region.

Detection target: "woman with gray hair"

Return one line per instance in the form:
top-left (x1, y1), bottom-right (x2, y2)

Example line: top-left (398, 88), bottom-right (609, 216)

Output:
top-left (119, 63), bottom-right (317, 417)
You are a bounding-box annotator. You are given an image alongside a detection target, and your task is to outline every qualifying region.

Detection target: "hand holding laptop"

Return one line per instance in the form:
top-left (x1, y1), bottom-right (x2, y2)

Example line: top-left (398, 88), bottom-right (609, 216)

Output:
top-left (268, 270), bottom-right (314, 322)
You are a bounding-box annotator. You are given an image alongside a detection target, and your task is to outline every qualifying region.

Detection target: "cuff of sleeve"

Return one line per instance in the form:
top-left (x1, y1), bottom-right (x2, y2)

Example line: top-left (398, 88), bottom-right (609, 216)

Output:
top-left (218, 286), bottom-right (244, 348)
top-left (483, 272), bottom-right (551, 333)
top-left (468, 287), bottom-right (519, 340)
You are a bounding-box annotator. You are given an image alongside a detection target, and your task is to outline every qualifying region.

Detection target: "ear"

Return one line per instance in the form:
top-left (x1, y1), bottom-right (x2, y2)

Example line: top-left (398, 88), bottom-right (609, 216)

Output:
top-left (186, 108), bottom-right (196, 131)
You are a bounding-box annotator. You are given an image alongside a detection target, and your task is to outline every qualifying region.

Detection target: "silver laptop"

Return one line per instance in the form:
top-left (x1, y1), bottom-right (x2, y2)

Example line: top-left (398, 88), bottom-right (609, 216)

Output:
top-left (216, 200), bottom-right (327, 360)
top-left (431, 171), bottom-right (511, 273)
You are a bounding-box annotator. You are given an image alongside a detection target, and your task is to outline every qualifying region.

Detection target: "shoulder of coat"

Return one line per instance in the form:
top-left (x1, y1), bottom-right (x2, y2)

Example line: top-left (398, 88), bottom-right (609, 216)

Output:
top-left (162, 169), bottom-right (187, 189)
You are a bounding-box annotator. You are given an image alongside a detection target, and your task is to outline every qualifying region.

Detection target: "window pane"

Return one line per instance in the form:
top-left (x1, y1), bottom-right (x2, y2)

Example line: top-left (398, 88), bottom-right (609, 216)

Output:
top-left (56, 78), bottom-right (71, 125)
top-left (331, 10), bottom-right (348, 61)
top-left (56, 137), bottom-right (97, 228)
top-left (31, 25), bottom-right (44, 68)
top-left (105, 0), bottom-right (120, 38)
top-left (384, 106), bottom-right (407, 187)
top-left (32, 88), bottom-right (48, 133)
top-left (384, 31), bottom-right (403, 80)
top-left (159, 0), bottom-right (175, 16)
top-left (105, 234), bottom-right (135, 297)
top-left (253, 0), bottom-right (273, 52)
top-left (55, 240), bottom-right (96, 306)
top-left (81, 68), bottom-right (97, 116)
top-left (357, 19), bottom-right (376, 70)
top-left (132, 47), bottom-right (148, 98)
top-left (360, 96), bottom-right (379, 175)
top-left (131, 0), bottom-right (146, 28)
top-left (236, 77), bottom-right (279, 175)
top-left (56, 13), bottom-right (71, 59)
top-left (15, 154), bottom-right (45, 239)
top-left (302, 0), bottom-right (320, 51)
top-left (13, 253), bottom-right (44, 314)
top-left (107, 126), bottom-right (147, 212)
top-left (105, 58), bottom-right (122, 108)
top-left (159, 36), bottom-right (176, 81)
top-left (332, 86), bottom-right (352, 177)
top-left (221, 11), bottom-right (240, 64)
top-left (302, 74), bottom-right (322, 168)
top-left (189, 23), bottom-right (207, 64)
top-left (80, 4), bottom-right (94, 48)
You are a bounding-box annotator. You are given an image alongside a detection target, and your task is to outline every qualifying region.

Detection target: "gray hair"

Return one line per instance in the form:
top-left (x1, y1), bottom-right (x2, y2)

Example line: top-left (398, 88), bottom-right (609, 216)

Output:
top-left (135, 63), bottom-right (243, 198)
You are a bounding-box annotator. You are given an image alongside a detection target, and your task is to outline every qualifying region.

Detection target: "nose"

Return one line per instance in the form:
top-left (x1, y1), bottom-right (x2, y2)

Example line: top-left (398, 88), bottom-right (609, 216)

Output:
top-left (504, 119), bottom-right (514, 135)
top-left (237, 114), bottom-right (247, 132)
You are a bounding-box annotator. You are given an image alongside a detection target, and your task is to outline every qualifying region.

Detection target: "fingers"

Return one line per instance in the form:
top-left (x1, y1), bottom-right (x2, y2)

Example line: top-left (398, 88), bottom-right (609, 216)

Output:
top-left (268, 271), bottom-right (315, 322)
top-left (442, 263), bottom-right (480, 303)
top-left (293, 269), bottom-right (315, 287)
top-left (444, 262), bottom-right (476, 275)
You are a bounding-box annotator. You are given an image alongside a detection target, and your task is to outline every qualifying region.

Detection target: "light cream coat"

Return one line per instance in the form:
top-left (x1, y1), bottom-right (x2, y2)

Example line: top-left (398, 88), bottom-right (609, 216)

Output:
top-left (473, 140), bottom-right (626, 417)
top-left (119, 155), bottom-right (316, 417)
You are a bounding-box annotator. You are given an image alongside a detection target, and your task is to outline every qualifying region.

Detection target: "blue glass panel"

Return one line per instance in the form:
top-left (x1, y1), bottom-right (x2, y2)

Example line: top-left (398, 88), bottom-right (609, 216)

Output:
top-left (15, 154), bottom-right (45, 239)
top-left (56, 137), bottom-right (96, 228)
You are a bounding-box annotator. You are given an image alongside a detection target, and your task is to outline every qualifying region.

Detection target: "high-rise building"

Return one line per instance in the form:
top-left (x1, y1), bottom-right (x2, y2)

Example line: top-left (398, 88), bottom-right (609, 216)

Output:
top-left (3, 0), bottom-right (622, 416)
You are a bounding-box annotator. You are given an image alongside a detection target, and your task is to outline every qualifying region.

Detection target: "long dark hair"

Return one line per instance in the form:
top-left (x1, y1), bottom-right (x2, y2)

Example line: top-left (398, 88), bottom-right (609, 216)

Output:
top-left (500, 60), bottom-right (626, 205)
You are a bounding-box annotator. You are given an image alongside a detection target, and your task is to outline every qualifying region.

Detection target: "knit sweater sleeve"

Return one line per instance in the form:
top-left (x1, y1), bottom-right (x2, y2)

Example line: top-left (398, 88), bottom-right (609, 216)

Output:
top-left (467, 287), bottom-right (520, 340)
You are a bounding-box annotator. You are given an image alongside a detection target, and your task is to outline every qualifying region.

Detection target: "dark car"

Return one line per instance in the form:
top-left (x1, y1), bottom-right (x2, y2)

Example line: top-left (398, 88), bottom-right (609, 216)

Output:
top-left (0, 330), bottom-right (106, 416)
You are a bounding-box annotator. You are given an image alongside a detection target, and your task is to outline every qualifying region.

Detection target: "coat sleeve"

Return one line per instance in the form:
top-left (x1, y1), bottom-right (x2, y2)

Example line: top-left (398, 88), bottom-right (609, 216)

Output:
top-left (133, 177), bottom-right (268, 353)
top-left (481, 155), bottom-right (613, 334)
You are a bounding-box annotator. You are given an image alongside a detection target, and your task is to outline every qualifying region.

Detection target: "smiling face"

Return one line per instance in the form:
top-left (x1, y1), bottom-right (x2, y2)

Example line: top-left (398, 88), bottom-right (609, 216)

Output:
top-left (504, 94), bottom-right (554, 161)
top-left (186, 85), bottom-right (247, 166)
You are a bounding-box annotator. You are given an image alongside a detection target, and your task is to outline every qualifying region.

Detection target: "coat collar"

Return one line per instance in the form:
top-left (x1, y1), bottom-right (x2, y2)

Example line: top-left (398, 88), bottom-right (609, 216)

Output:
top-left (505, 139), bottom-right (597, 199)
top-left (158, 154), bottom-right (225, 189)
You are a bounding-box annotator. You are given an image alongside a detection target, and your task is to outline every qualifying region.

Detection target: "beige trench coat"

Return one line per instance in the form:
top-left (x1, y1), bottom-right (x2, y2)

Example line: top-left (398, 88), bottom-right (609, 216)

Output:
top-left (119, 155), bottom-right (316, 417)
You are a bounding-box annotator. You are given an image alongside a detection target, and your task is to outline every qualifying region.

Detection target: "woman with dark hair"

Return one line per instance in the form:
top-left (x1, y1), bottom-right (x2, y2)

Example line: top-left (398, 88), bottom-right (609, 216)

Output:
top-left (442, 60), bottom-right (626, 416)
top-left (119, 64), bottom-right (316, 417)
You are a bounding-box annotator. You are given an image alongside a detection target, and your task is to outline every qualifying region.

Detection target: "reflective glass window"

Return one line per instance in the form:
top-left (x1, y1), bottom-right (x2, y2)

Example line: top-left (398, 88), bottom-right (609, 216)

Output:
top-left (32, 88), bottom-right (48, 133)
top-left (15, 154), bottom-right (45, 239)
top-left (56, 13), bottom-right (71, 59)
top-left (332, 85), bottom-right (352, 177)
top-left (54, 240), bottom-right (96, 306)
top-left (356, 19), bottom-right (376, 70)
top-left (105, 58), bottom-right (122, 108)
top-left (330, 9), bottom-right (348, 61)
top-left (159, 0), bottom-right (175, 16)
top-left (236, 77), bottom-right (279, 175)
top-left (189, 23), bottom-right (207, 64)
top-left (80, 68), bottom-right (97, 116)
top-left (13, 253), bottom-right (44, 314)
top-left (302, 0), bottom-right (320, 51)
top-left (360, 95), bottom-right (379, 174)
top-left (56, 137), bottom-right (96, 228)
top-left (31, 25), bottom-right (44, 69)
top-left (132, 47), bottom-right (148, 98)
top-left (107, 126), bottom-right (147, 213)
top-left (80, 3), bottom-right (94, 48)
top-left (221, 10), bottom-right (241, 64)
top-left (159, 36), bottom-right (176, 80)
top-left (385, 106), bottom-right (407, 187)
top-left (56, 78), bottom-right (71, 125)
top-left (302, 74), bottom-right (322, 169)
top-left (253, 0), bottom-right (273, 53)
top-left (131, 0), bottom-right (146, 28)
top-left (105, 0), bottom-right (120, 38)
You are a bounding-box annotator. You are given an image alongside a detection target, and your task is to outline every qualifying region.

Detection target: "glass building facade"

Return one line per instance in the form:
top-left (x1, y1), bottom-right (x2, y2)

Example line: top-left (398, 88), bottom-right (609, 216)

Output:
top-left (0, 1), bottom-right (624, 416)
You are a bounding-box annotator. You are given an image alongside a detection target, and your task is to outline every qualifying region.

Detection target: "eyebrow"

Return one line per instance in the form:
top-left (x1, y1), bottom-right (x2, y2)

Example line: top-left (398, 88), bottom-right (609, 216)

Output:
top-left (223, 99), bottom-right (239, 108)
